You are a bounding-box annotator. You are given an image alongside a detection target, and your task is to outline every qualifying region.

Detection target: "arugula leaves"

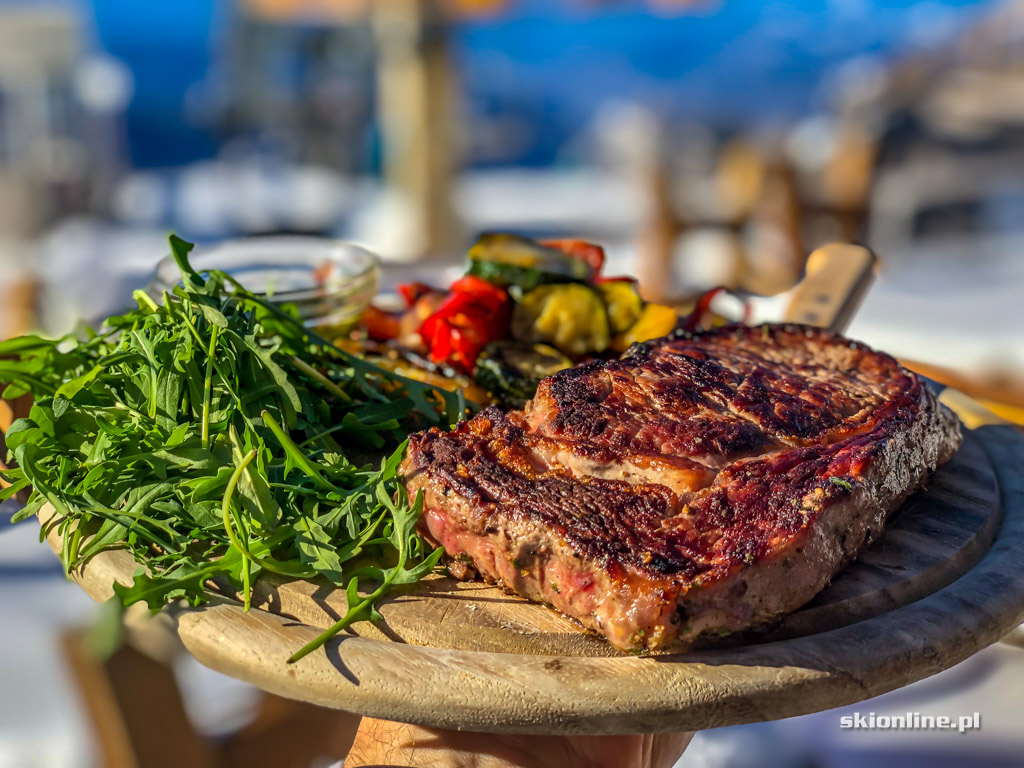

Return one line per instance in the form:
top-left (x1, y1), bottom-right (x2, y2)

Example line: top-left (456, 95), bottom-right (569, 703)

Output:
top-left (0, 235), bottom-right (465, 662)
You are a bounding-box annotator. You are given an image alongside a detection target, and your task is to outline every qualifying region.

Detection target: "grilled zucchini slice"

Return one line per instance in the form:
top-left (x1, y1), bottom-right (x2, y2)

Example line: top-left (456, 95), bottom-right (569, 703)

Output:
top-left (467, 233), bottom-right (593, 290)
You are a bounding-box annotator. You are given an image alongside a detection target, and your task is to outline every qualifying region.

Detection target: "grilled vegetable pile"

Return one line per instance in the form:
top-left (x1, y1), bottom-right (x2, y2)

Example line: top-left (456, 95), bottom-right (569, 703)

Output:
top-left (361, 233), bottom-right (681, 407)
top-left (0, 236), bottom-right (464, 663)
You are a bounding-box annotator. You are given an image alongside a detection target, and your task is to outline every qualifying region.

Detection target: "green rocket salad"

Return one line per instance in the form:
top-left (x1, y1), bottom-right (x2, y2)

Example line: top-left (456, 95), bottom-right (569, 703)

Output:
top-left (0, 235), bottom-right (465, 662)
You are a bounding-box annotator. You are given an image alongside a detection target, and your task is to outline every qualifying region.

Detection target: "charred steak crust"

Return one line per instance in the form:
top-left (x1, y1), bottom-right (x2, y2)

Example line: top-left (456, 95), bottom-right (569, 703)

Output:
top-left (401, 324), bottom-right (962, 652)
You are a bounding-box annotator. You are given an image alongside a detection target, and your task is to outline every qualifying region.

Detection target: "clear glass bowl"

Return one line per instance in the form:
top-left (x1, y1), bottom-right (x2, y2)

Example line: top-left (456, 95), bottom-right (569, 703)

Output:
top-left (150, 237), bottom-right (379, 339)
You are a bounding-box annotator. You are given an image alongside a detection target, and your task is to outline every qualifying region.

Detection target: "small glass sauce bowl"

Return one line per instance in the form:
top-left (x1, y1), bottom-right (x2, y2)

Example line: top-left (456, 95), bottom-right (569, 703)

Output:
top-left (150, 237), bottom-right (378, 340)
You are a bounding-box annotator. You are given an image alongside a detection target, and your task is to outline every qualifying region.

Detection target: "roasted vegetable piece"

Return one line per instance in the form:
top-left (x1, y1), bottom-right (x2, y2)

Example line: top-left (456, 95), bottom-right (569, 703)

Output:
top-left (447, 275), bottom-right (510, 311)
top-left (512, 283), bottom-right (610, 356)
top-left (541, 238), bottom-right (606, 276)
top-left (679, 286), bottom-right (751, 332)
top-left (420, 303), bottom-right (493, 373)
top-left (397, 281), bottom-right (438, 307)
top-left (466, 259), bottom-right (558, 291)
top-left (597, 279), bottom-right (643, 334)
top-left (398, 291), bottom-right (446, 350)
top-left (359, 305), bottom-right (401, 341)
top-left (611, 303), bottom-right (679, 352)
top-left (467, 233), bottom-right (593, 289)
top-left (680, 286), bottom-right (724, 332)
top-left (370, 354), bottom-right (493, 405)
top-left (418, 276), bottom-right (511, 373)
top-left (473, 342), bottom-right (571, 408)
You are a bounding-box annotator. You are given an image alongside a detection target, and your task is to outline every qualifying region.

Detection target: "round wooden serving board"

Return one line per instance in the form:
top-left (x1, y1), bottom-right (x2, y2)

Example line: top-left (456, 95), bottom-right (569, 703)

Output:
top-left (41, 424), bottom-right (1024, 735)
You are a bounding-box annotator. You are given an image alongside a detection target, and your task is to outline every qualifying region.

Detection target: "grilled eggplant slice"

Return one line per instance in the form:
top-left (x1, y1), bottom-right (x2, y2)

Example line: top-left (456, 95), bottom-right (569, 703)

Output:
top-left (473, 341), bottom-right (571, 408)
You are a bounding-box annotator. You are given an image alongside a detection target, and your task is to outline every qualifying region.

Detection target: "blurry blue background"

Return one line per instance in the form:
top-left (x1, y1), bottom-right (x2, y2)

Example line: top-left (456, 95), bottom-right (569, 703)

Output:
top-left (91, 0), bottom-right (223, 167)
top-left (72, 0), bottom-right (997, 168)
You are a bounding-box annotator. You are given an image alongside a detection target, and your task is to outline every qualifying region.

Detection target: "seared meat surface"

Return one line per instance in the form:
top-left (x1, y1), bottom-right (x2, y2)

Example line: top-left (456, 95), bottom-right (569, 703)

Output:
top-left (402, 324), bottom-right (961, 652)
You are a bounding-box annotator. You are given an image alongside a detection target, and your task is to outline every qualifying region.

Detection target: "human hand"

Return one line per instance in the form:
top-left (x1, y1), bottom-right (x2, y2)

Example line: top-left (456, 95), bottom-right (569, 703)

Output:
top-left (344, 716), bottom-right (692, 768)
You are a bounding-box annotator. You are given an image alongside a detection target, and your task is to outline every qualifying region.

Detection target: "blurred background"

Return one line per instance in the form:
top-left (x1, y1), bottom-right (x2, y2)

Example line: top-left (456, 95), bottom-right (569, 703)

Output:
top-left (1, 0), bottom-right (1024, 766)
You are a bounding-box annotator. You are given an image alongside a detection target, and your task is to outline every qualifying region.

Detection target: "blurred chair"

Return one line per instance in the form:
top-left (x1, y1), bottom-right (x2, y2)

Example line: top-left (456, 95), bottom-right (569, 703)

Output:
top-left (0, 7), bottom-right (90, 340)
top-left (234, 0), bottom-right (461, 258)
top-left (62, 616), bottom-right (361, 768)
top-left (635, 135), bottom-right (808, 303)
top-left (0, 7), bottom-right (81, 240)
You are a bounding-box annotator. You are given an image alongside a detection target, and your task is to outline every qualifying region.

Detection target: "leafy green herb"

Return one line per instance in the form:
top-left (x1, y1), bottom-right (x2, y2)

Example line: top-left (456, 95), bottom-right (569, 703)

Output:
top-left (0, 235), bottom-right (465, 662)
top-left (829, 477), bottom-right (854, 492)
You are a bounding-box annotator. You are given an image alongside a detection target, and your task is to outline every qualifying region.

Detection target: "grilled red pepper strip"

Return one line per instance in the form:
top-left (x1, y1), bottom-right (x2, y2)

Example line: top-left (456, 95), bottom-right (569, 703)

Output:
top-left (681, 287), bottom-right (724, 332)
top-left (447, 275), bottom-right (510, 314)
top-left (397, 281), bottom-right (437, 308)
top-left (541, 239), bottom-right (606, 277)
top-left (418, 277), bottom-right (510, 373)
top-left (680, 287), bottom-right (752, 331)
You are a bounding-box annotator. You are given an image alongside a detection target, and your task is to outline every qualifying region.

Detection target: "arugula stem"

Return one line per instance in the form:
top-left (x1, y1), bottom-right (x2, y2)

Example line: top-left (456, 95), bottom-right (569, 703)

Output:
top-left (176, 306), bottom-right (208, 349)
top-left (261, 410), bottom-right (338, 492)
top-left (288, 491), bottom-right (418, 663)
top-left (222, 448), bottom-right (257, 610)
top-left (113, 402), bottom-right (150, 421)
top-left (67, 525), bottom-right (84, 573)
top-left (133, 290), bottom-right (160, 313)
top-left (288, 355), bottom-right (351, 403)
top-left (287, 578), bottom-right (394, 663)
top-left (297, 422), bottom-right (352, 449)
top-left (201, 325), bottom-right (221, 450)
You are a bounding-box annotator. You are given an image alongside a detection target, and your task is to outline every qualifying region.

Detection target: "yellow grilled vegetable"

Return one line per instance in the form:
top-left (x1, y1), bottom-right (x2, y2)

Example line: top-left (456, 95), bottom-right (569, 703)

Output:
top-left (512, 284), bottom-right (610, 356)
top-left (611, 303), bottom-right (678, 352)
top-left (597, 280), bottom-right (644, 334)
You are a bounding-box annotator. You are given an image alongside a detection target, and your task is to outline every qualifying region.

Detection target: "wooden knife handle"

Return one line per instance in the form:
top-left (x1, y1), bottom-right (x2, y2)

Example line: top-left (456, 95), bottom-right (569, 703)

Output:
top-left (783, 243), bottom-right (877, 333)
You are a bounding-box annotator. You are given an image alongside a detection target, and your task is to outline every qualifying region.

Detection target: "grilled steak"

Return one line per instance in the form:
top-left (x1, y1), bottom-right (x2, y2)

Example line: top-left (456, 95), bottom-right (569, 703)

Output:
top-left (401, 324), bottom-right (961, 652)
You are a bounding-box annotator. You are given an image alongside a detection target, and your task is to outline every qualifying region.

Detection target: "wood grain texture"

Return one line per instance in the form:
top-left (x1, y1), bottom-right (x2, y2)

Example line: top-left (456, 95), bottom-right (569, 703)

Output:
top-left (41, 426), bottom-right (1024, 734)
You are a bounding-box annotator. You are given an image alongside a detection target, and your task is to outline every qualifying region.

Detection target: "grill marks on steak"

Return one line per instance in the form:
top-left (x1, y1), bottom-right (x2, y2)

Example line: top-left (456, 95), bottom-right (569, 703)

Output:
top-left (401, 324), bottom-right (961, 652)
top-left (532, 357), bottom-right (778, 474)
top-left (406, 411), bottom-right (690, 576)
top-left (407, 410), bottom-right (880, 581)
top-left (527, 325), bottom-right (921, 486)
